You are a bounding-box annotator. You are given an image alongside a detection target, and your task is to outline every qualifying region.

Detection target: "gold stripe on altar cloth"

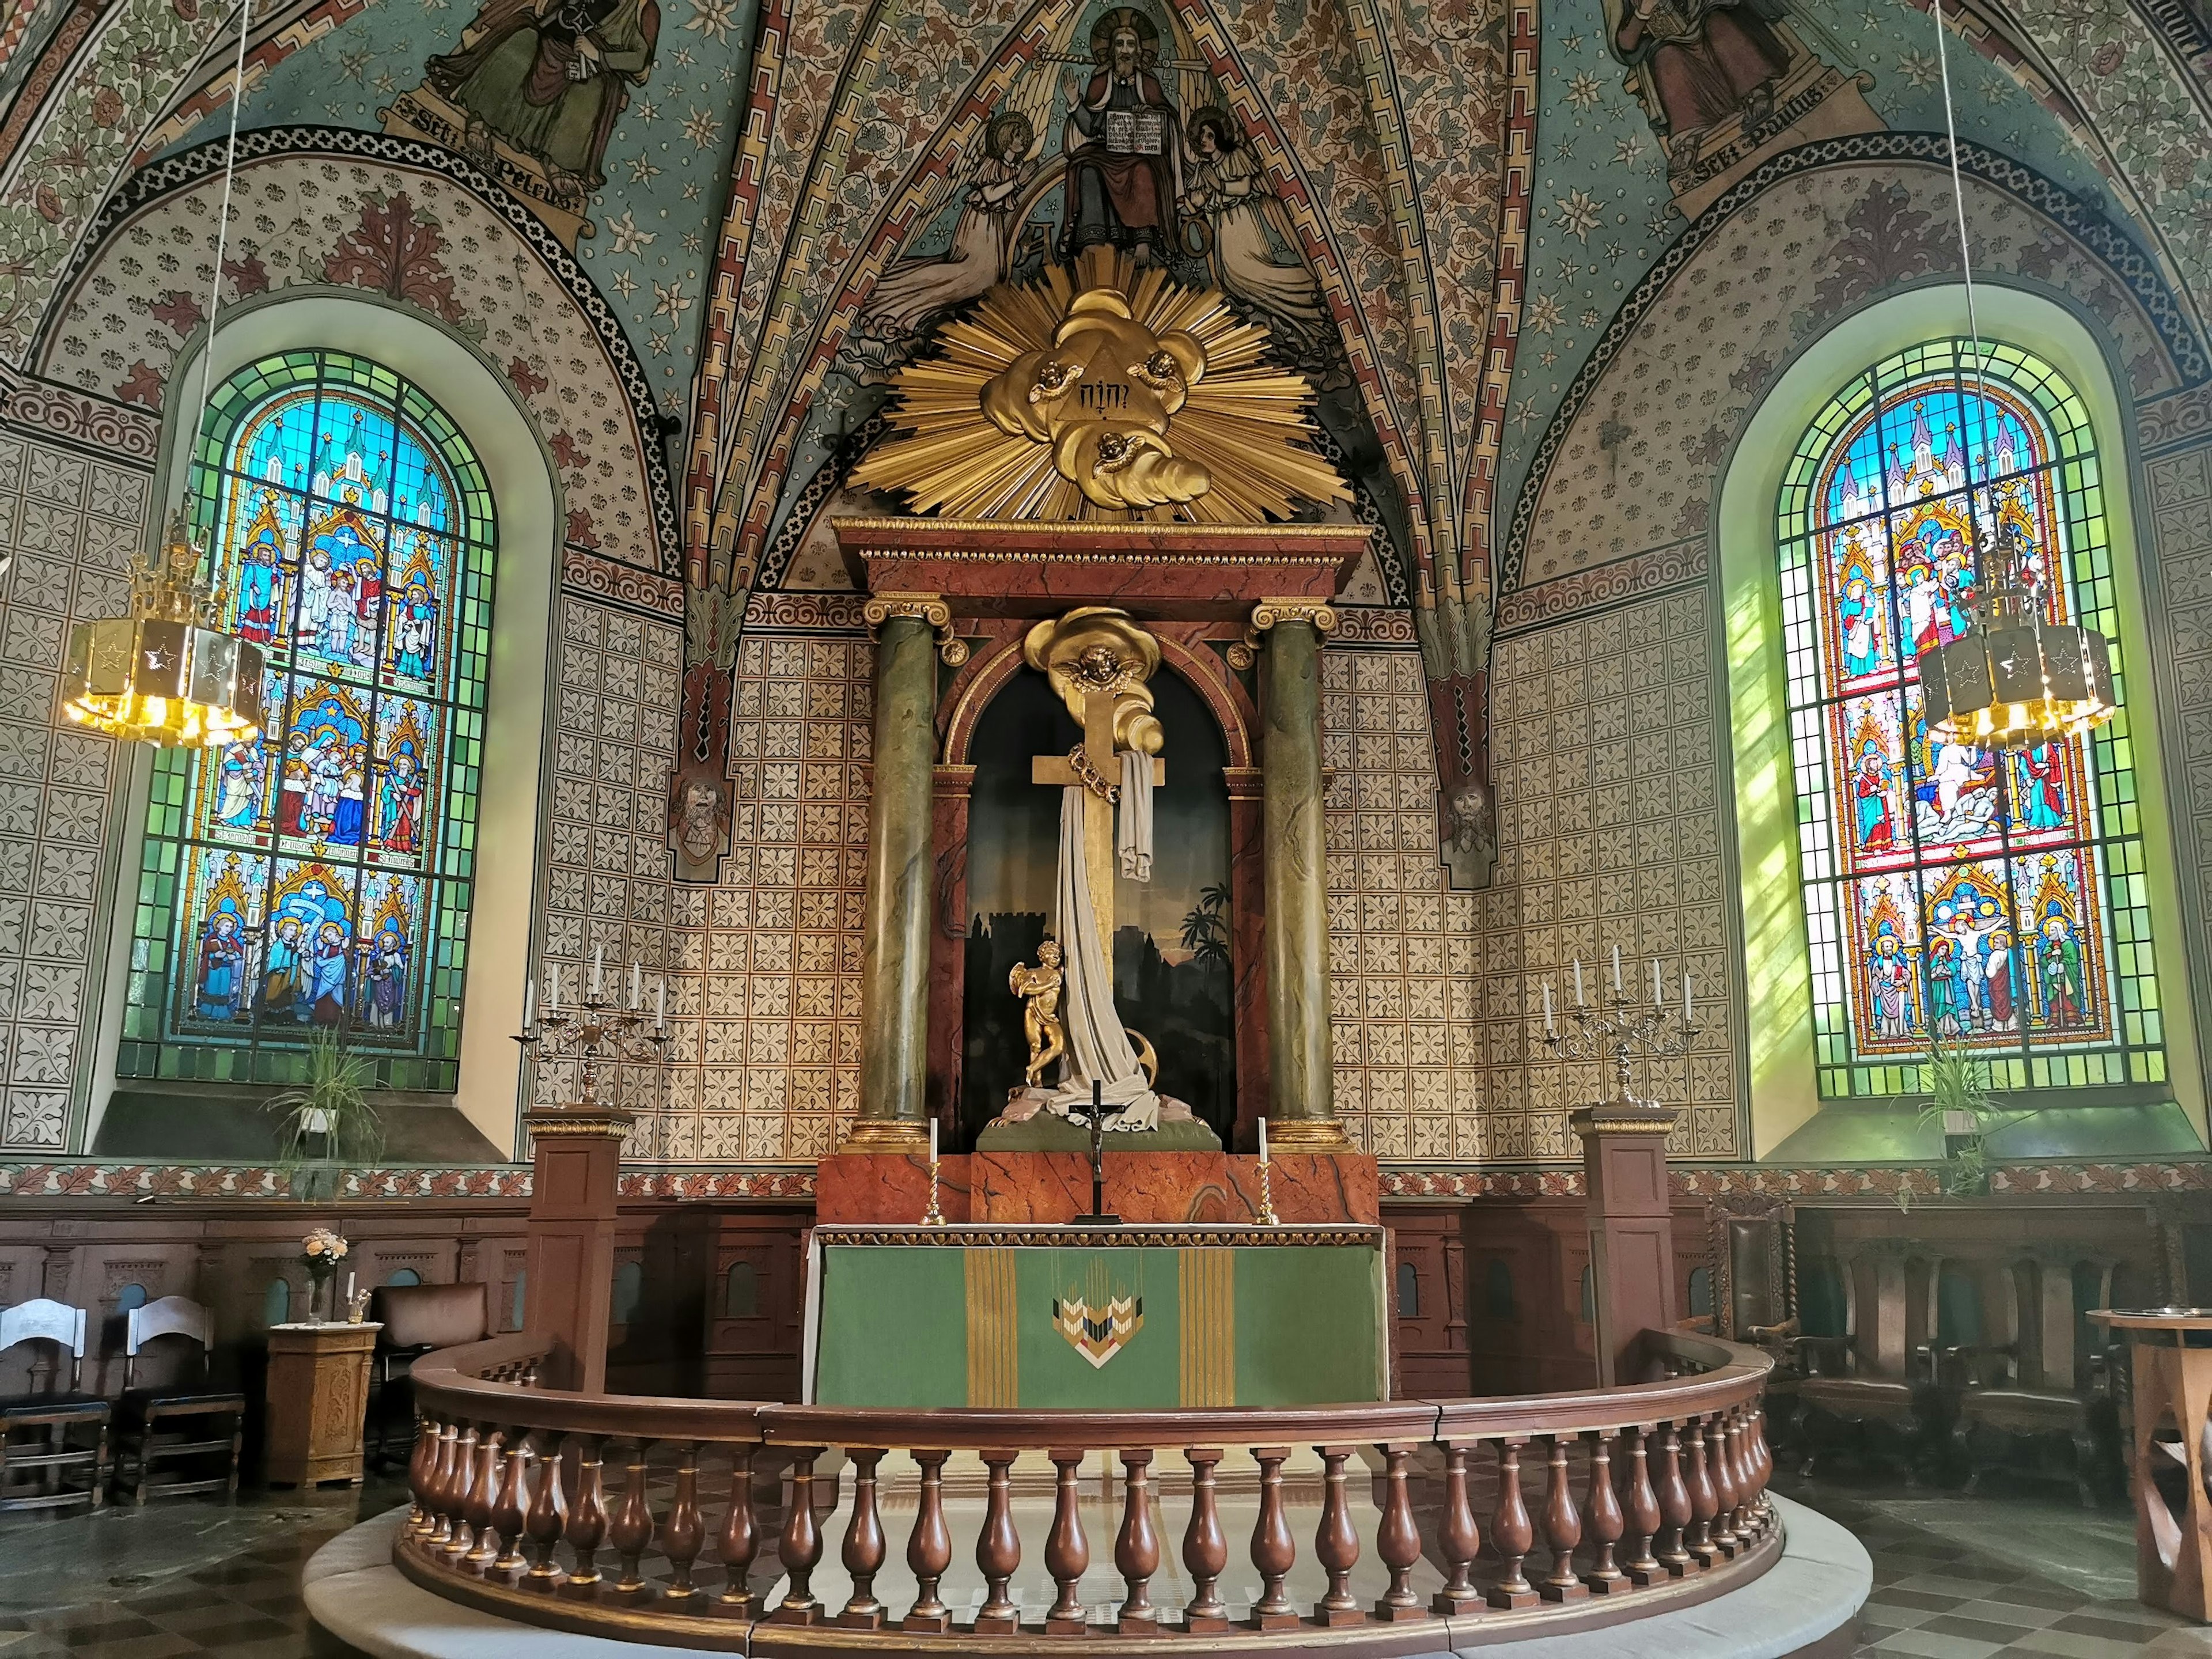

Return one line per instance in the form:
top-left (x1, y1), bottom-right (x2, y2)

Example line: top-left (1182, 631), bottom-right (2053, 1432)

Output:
top-left (1179, 1247), bottom-right (1234, 1407)
top-left (964, 1247), bottom-right (1019, 1407)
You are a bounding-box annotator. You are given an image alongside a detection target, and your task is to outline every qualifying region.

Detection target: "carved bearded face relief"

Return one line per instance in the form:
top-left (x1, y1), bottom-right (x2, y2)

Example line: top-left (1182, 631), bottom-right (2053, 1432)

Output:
top-left (677, 780), bottom-right (724, 861)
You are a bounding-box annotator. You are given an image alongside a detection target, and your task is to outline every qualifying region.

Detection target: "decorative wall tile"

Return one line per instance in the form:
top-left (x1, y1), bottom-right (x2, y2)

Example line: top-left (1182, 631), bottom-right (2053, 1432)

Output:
top-left (0, 418), bottom-right (145, 1152)
top-left (1324, 619), bottom-right (1740, 1164)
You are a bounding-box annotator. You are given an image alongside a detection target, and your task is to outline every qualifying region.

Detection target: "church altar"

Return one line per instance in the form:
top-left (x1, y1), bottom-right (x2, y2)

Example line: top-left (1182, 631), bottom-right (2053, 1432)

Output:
top-left (805, 1224), bottom-right (1387, 1408)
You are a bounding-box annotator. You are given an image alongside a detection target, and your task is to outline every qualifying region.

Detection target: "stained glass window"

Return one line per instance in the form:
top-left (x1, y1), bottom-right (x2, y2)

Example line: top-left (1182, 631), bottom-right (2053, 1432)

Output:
top-left (116, 351), bottom-right (495, 1089)
top-left (1776, 339), bottom-right (2164, 1100)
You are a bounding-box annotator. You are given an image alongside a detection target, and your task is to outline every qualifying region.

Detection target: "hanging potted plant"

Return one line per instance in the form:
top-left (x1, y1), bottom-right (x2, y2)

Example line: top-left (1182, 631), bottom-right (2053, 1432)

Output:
top-left (269, 1031), bottom-right (385, 1203)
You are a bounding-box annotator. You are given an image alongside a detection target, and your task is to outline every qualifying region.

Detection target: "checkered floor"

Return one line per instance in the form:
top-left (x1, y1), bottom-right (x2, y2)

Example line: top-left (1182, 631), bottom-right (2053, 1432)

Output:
top-left (1768, 1472), bottom-right (2211, 1658)
top-left (0, 1465), bottom-right (2205, 1654)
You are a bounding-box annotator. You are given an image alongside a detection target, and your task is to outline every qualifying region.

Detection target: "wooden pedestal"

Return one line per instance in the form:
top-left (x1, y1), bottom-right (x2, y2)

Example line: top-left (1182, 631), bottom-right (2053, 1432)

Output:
top-left (263, 1321), bottom-right (378, 1488)
top-left (2093, 1309), bottom-right (2212, 1621)
top-left (1573, 1104), bottom-right (1680, 1389)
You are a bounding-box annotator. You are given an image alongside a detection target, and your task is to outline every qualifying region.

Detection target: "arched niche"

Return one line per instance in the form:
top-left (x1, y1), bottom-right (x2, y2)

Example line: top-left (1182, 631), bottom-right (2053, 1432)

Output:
top-left (928, 626), bottom-right (1264, 1148)
top-left (85, 288), bottom-right (561, 1160)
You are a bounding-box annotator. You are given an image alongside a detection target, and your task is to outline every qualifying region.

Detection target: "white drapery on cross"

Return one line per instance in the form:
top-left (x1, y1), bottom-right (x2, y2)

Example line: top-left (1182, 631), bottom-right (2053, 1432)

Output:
top-left (1118, 748), bottom-right (1153, 881)
top-left (1047, 782), bottom-right (1159, 1131)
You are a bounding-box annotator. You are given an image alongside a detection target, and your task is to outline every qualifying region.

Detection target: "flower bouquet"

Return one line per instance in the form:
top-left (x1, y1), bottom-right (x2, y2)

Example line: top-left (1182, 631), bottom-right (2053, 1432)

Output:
top-left (301, 1227), bottom-right (349, 1323)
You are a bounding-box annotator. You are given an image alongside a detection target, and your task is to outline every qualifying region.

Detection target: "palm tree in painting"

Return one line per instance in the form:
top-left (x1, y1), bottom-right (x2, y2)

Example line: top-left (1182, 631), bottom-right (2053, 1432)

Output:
top-left (1180, 883), bottom-right (1231, 976)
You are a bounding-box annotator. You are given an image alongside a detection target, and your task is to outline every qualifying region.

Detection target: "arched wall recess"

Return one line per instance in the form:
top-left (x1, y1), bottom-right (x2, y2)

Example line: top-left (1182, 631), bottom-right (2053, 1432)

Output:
top-left (1718, 280), bottom-right (2204, 1160)
top-left (86, 289), bottom-right (561, 1159)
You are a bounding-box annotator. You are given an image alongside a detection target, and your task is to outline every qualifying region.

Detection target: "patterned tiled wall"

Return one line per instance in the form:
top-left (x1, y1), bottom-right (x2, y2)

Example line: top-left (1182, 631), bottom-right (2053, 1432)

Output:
top-left (0, 423), bottom-right (147, 1152)
top-left (646, 630), bottom-right (873, 1165)
top-left (1321, 611), bottom-right (1740, 1165)
top-left (2141, 417), bottom-right (2212, 1110)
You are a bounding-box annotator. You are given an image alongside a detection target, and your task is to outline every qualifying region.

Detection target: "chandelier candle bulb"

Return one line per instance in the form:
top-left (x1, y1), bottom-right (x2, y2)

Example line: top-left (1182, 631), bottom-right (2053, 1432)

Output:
top-left (1574, 958), bottom-right (1585, 1006)
top-left (628, 961), bottom-right (641, 1010)
top-left (521, 978), bottom-right (535, 1030)
top-left (656, 977), bottom-right (665, 1027)
top-left (1652, 957), bottom-right (1661, 1006)
top-left (591, 946), bottom-right (604, 999)
top-left (1612, 944), bottom-right (1622, 994)
top-left (548, 964), bottom-right (560, 1015)
top-left (1683, 972), bottom-right (1692, 1022)
top-left (1544, 980), bottom-right (1556, 1036)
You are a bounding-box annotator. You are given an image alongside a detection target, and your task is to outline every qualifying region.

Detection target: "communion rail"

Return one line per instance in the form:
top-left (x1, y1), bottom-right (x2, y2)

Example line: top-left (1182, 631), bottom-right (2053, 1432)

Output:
top-left (398, 1330), bottom-right (1775, 1654)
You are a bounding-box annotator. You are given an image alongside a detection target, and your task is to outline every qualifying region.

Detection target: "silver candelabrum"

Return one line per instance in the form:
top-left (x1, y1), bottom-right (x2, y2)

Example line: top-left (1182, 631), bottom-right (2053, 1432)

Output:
top-left (1542, 967), bottom-right (1701, 1111)
top-left (515, 991), bottom-right (671, 1111)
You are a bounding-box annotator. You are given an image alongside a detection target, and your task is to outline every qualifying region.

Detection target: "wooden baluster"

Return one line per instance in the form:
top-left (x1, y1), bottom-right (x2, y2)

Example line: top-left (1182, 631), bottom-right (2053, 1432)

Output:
top-left (1708, 1415), bottom-right (1740, 1558)
top-left (1431, 1441), bottom-right (1482, 1616)
top-left (1685, 1416), bottom-right (1719, 1568)
top-left (1373, 1441), bottom-right (1427, 1622)
top-left (772, 1446), bottom-right (826, 1624)
top-left (609, 1440), bottom-right (654, 1596)
top-left (1181, 1448), bottom-right (1229, 1634)
top-left (717, 1446), bottom-right (760, 1612)
top-left (904, 1449), bottom-right (953, 1634)
top-left (1538, 1435), bottom-right (1586, 1603)
top-left (662, 1442), bottom-right (706, 1603)
top-left (418, 1415), bottom-right (453, 1548)
top-left (1581, 1431), bottom-right (1627, 1594)
top-left (1748, 1405), bottom-right (1774, 1534)
top-left (407, 1415), bottom-right (435, 1534)
top-left (1313, 1444), bottom-right (1362, 1626)
top-left (465, 1430), bottom-right (502, 1567)
top-left (1249, 1445), bottom-right (1299, 1631)
top-left (440, 1426), bottom-right (478, 1558)
top-left (1487, 1438), bottom-right (1538, 1609)
top-left (836, 1448), bottom-right (887, 1628)
top-left (972, 1450), bottom-right (1021, 1634)
top-left (564, 1435), bottom-right (608, 1594)
top-left (1623, 1426), bottom-right (1665, 1587)
top-left (1115, 1449), bottom-right (1161, 1633)
top-left (1719, 1410), bottom-right (1748, 1544)
top-left (490, 1436), bottom-right (530, 1576)
top-left (1655, 1422), bottom-right (1692, 1577)
top-left (524, 1433), bottom-right (567, 1586)
top-left (1044, 1448), bottom-right (1090, 1635)
top-left (1737, 1408), bottom-right (1764, 1538)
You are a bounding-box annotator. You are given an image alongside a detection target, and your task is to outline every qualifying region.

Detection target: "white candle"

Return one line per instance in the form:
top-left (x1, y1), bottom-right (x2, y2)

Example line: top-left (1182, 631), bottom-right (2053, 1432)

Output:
top-left (1543, 980), bottom-right (1555, 1035)
top-left (1573, 958), bottom-right (1585, 1006)
top-left (592, 945), bottom-right (604, 998)
top-left (521, 976), bottom-right (535, 1029)
top-left (1683, 971), bottom-right (1692, 1022)
top-left (1611, 944), bottom-right (1622, 994)
top-left (629, 960), bottom-right (642, 1010)
top-left (1652, 956), bottom-right (1661, 1006)
top-left (1258, 1116), bottom-right (1269, 1164)
top-left (344, 1271), bottom-right (355, 1304)
top-left (656, 976), bottom-right (666, 1025)
top-left (548, 963), bottom-right (560, 1013)
top-left (929, 1117), bottom-right (938, 1162)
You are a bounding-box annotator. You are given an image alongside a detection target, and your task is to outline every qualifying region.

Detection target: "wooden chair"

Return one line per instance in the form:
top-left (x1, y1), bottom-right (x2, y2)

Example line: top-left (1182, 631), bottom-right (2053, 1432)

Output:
top-left (1793, 1246), bottom-right (1936, 1482)
top-left (111, 1296), bottom-right (245, 1504)
top-left (0, 1299), bottom-right (108, 1515)
top-left (1944, 1252), bottom-right (2130, 1507)
top-left (366, 1282), bottom-right (488, 1467)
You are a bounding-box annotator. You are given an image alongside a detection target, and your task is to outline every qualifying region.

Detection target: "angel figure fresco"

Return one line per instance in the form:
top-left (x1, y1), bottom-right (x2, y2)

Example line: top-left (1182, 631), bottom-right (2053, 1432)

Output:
top-left (847, 110), bottom-right (1047, 377)
top-left (425, 0), bottom-right (660, 191)
top-left (1062, 9), bottom-right (1182, 265)
top-left (1178, 108), bottom-right (1334, 361)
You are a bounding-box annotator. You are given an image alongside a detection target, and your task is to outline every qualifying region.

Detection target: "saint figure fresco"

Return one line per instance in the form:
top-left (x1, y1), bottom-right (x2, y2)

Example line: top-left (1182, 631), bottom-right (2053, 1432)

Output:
top-left (1062, 10), bottom-right (1181, 264)
top-left (424, 0), bottom-right (660, 190)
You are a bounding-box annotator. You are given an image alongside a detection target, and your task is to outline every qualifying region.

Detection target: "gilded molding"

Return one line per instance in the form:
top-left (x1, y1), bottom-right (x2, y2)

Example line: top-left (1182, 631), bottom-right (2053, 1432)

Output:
top-left (862, 591), bottom-right (969, 665)
top-left (814, 1225), bottom-right (1383, 1248)
top-left (835, 1118), bottom-right (932, 1154)
top-left (1260, 1116), bottom-right (1356, 1153)
top-left (522, 1107), bottom-right (638, 1139)
top-left (1228, 599), bottom-right (1340, 669)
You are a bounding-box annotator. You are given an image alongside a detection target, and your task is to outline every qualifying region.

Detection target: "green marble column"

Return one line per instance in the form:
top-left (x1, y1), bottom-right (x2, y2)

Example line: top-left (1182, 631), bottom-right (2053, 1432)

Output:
top-left (1258, 606), bottom-right (1349, 1150)
top-left (847, 608), bottom-right (938, 1153)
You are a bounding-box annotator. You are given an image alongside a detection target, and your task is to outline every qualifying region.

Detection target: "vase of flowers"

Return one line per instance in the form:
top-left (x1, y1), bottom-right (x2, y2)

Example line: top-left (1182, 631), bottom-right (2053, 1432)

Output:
top-left (300, 1228), bottom-right (349, 1324)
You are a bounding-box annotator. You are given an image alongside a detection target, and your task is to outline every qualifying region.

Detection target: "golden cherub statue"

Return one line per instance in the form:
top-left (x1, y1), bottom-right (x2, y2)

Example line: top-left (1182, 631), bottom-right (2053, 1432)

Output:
top-left (1009, 938), bottom-right (1066, 1087)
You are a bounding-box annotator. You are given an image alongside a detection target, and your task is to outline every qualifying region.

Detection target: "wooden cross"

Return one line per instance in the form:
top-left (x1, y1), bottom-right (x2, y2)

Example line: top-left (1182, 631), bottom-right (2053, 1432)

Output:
top-left (1031, 677), bottom-right (1164, 942)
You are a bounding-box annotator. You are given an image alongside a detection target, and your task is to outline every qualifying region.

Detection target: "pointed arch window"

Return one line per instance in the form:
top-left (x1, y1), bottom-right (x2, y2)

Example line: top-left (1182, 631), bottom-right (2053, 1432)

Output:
top-left (1777, 339), bottom-right (2164, 1099)
top-left (116, 350), bottom-right (496, 1089)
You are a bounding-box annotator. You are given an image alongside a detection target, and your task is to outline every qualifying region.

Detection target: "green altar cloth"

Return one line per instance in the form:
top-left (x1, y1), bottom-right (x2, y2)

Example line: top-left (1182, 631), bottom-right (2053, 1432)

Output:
top-left (806, 1225), bottom-right (1386, 1408)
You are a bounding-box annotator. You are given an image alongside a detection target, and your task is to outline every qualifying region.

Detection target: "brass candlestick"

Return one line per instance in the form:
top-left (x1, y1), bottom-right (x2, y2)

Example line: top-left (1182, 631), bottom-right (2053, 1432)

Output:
top-left (516, 987), bottom-right (671, 1108)
top-left (922, 1158), bottom-right (945, 1227)
top-left (1256, 1155), bottom-right (1279, 1226)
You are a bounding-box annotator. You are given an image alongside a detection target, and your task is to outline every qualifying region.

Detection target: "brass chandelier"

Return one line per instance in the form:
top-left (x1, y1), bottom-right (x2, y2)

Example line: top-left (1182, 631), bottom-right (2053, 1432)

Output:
top-left (60, 0), bottom-right (263, 748)
top-left (1913, 0), bottom-right (2116, 751)
top-left (62, 512), bottom-right (264, 747)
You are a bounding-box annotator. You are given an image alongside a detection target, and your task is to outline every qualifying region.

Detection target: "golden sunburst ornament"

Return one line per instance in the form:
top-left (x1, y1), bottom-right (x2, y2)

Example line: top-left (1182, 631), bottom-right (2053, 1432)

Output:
top-left (852, 247), bottom-right (1350, 524)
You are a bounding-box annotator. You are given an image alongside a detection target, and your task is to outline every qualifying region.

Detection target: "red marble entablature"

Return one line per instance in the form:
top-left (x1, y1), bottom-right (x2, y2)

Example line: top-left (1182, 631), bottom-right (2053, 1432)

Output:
top-left (834, 516), bottom-right (1366, 621)
top-left (816, 1152), bottom-right (1380, 1226)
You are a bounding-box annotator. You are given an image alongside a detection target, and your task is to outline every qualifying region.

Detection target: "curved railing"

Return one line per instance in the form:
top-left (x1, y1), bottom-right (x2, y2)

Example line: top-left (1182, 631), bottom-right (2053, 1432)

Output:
top-left (396, 1330), bottom-right (1775, 1653)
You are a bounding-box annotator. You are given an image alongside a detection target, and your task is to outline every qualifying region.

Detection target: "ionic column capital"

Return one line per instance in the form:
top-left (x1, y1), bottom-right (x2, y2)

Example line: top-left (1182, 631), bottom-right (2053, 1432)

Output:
top-left (863, 591), bottom-right (969, 665)
top-left (1228, 597), bottom-right (1338, 669)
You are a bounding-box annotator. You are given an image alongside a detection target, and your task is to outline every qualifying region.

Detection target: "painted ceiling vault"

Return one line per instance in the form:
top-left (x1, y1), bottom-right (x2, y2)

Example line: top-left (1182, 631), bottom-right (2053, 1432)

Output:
top-left (1, 0), bottom-right (2210, 882)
